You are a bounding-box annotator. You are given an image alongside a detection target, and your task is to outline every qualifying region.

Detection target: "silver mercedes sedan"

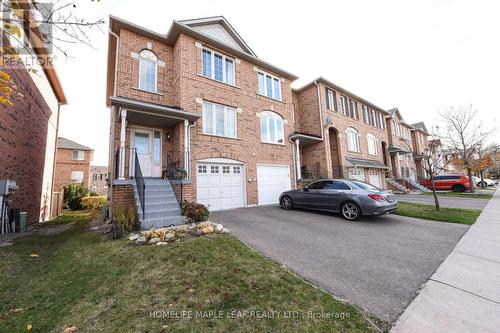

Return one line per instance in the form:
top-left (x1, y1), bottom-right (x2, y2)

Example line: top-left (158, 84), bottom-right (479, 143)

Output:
top-left (279, 179), bottom-right (398, 221)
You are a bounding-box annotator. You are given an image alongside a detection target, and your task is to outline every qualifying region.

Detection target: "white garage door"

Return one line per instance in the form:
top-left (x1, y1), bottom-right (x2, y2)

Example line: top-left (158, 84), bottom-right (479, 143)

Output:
top-left (197, 162), bottom-right (245, 211)
top-left (257, 165), bottom-right (291, 205)
top-left (368, 170), bottom-right (381, 188)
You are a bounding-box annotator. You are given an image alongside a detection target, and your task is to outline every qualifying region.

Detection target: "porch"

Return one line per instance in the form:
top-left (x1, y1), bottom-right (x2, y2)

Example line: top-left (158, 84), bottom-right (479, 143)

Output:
top-left (110, 97), bottom-right (200, 228)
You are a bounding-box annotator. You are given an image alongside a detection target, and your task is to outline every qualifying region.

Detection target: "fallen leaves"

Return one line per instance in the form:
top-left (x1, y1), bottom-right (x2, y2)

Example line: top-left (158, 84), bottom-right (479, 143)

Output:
top-left (30, 253), bottom-right (39, 258)
top-left (63, 325), bottom-right (77, 333)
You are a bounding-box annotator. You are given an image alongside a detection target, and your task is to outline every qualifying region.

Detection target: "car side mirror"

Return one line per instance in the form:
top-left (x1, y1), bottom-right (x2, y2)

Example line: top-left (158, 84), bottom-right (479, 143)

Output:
top-left (303, 187), bottom-right (310, 192)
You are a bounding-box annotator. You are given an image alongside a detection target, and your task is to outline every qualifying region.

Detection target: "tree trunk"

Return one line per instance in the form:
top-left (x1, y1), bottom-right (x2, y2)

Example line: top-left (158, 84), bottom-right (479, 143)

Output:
top-left (480, 171), bottom-right (485, 188)
top-left (430, 173), bottom-right (440, 211)
top-left (467, 168), bottom-right (474, 193)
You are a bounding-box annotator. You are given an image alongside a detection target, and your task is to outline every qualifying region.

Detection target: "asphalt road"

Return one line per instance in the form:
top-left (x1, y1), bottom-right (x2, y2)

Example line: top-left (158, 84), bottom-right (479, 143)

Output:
top-left (395, 194), bottom-right (489, 210)
top-left (211, 206), bottom-right (468, 322)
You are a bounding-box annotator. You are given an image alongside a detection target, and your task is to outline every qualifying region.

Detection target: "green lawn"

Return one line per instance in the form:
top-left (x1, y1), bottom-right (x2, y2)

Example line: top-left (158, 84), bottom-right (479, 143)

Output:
top-left (395, 201), bottom-right (481, 225)
top-left (44, 209), bottom-right (99, 225)
top-left (421, 192), bottom-right (493, 199)
top-left (0, 211), bottom-right (381, 333)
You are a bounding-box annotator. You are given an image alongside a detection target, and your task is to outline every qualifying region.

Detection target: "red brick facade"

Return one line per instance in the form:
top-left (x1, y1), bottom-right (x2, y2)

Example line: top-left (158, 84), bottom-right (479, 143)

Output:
top-left (54, 147), bottom-right (93, 191)
top-left (0, 66), bottom-right (51, 225)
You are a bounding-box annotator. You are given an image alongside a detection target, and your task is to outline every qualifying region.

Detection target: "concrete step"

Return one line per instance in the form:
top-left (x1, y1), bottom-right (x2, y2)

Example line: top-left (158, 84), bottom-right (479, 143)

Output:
top-left (137, 201), bottom-right (179, 211)
top-left (137, 195), bottom-right (177, 204)
top-left (138, 208), bottom-right (182, 220)
top-left (141, 215), bottom-right (185, 229)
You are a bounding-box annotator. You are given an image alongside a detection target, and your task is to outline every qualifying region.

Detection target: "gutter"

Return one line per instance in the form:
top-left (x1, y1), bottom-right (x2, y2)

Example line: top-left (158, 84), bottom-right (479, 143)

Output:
top-left (49, 103), bottom-right (62, 219)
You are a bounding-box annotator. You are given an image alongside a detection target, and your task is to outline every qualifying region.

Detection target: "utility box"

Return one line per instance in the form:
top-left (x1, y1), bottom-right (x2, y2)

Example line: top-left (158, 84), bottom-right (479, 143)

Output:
top-left (19, 212), bottom-right (27, 232)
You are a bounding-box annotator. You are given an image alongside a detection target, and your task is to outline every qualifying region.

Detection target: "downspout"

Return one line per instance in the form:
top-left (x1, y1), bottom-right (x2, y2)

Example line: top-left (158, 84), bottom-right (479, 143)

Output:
top-left (314, 80), bottom-right (324, 140)
top-left (289, 137), bottom-right (298, 189)
top-left (108, 29), bottom-right (120, 219)
top-left (188, 122), bottom-right (196, 179)
top-left (50, 103), bottom-right (62, 218)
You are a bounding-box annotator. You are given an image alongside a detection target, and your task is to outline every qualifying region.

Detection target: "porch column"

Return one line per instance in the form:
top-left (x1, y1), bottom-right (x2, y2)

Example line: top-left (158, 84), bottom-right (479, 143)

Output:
top-left (295, 139), bottom-right (302, 180)
top-left (119, 109), bottom-right (127, 180)
top-left (183, 120), bottom-right (189, 177)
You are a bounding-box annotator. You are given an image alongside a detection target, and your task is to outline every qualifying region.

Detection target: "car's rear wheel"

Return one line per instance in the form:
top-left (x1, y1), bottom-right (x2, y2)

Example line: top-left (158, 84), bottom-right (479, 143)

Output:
top-left (280, 195), bottom-right (294, 210)
top-left (341, 202), bottom-right (361, 221)
top-left (478, 181), bottom-right (487, 188)
top-left (452, 184), bottom-right (465, 192)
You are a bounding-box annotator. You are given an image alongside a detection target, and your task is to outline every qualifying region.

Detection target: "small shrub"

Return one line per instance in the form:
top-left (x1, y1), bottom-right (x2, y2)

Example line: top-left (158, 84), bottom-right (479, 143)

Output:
top-left (112, 206), bottom-right (138, 239)
top-left (81, 196), bottom-right (108, 209)
top-left (182, 201), bottom-right (209, 222)
top-left (63, 183), bottom-right (89, 210)
top-left (89, 191), bottom-right (99, 197)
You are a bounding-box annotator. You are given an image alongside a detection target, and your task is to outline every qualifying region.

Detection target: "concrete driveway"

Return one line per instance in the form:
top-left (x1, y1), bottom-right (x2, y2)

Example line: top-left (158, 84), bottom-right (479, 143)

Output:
top-left (211, 206), bottom-right (468, 322)
top-left (395, 194), bottom-right (489, 210)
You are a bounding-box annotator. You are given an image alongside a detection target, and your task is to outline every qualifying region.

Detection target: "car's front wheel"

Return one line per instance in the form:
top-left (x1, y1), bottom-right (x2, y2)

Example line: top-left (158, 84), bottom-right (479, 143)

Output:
top-left (453, 184), bottom-right (465, 192)
top-left (341, 202), bottom-right (361, 221)
top-left (280, 195), bottom-right (294, 210)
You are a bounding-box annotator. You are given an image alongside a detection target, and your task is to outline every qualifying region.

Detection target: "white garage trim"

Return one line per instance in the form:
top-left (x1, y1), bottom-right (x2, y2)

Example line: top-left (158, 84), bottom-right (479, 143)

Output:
top-left (256, 164), bottom-right (291, 205)
top-left (196, 159), bottom-right (247, 211)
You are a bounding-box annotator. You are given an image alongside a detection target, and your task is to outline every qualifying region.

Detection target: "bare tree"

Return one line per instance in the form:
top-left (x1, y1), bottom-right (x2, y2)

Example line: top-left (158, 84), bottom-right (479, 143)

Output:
top-left (420, 127), bottom-right (453, 211)
top-left (441, 105), bottom-right (492, 193)
top-left (1, 0), bottom-right (104, 105)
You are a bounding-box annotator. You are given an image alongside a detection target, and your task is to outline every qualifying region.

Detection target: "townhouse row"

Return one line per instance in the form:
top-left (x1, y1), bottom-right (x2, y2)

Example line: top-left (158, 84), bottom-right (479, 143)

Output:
top-left (106, 16), bottom-right (430, 227)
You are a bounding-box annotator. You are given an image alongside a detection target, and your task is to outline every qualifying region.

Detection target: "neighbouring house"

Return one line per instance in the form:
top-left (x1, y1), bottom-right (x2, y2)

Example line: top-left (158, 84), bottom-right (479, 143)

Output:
top-left (410, 122), bottom-right (430, 179)
top-left (54, 138), bottom-right (93, 191)
top-left (0, 1), bottom-right (66, 224)
top-left (292, 78), bottom-right (391, 189)
top-left (105, 15), bottom-right (433, 228)
top-left (106, 16), bottom-right (298, 228)
top-left (90, 166), bottom-right (108, 195)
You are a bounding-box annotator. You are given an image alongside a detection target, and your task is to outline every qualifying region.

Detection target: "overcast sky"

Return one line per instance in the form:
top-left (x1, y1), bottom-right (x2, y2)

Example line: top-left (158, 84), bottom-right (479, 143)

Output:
top-left (54, 0), bottom-right (500, 166)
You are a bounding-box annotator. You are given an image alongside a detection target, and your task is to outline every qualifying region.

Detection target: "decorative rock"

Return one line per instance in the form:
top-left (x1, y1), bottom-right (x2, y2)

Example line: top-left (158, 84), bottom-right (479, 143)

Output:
top-left (128, 234), bottom-right (140, 241)
top-left (165, 233), bottom-right (176, 241)
top-left (149, 237), bottom-right (161, 245)
top-left (189, 229), bottom-right (203, 237)
top-left (221, 228), bottom-right (229, 234)
top-left (214, 224), bottom-right (224, 232)
top-left (136, 236), bottom-right (147, 243)
top-left (201, 225), bottom-right (214, 234)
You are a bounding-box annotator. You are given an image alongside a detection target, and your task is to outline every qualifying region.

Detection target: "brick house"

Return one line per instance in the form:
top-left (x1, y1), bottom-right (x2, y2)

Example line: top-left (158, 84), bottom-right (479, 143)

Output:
top-left (53, 138), bottom-right (93, 191)
top-left (292, 78), bottom-right (390, 189)
top-left (90, 166), bottom-right (108, 195)
top-left (0, 2), bottom-right (66, 224)
top-left (410, 122), bottom-right (430, 179)
top-left (106, 16), bottom-right (298, 228)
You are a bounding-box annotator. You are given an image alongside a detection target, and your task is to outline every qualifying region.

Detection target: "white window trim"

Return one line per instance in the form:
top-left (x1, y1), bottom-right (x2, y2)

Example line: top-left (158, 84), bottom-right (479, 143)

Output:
top-left (259, 111), bottom-right (285, 144)
top-left (138, 50), bottom-right (158, 93)
top-left (71, 171), bottom-right (84, 183)
top-left (257, 70), bottom-right (282, 101)
top-left (73, 150), bottom-right (85, 161)
top-left (202, 47), bottom-right (236, 85)
top-left (340, 96), bottom-right (348, 115)
top-left (367, 134), bottom-right (378, 155)
top-left (346, 127), bottom-right (360, 153)
top-left (202, 101), bottom-right (238, 138)
top-left (327, 89), bottom-right (336, 111)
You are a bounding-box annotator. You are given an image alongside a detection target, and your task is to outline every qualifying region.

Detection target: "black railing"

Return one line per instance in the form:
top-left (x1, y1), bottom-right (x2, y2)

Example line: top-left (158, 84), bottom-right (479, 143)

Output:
top-left (133, 149), bottom-right (145, 217)
top-left (114, 148), bottom-right (120, 179)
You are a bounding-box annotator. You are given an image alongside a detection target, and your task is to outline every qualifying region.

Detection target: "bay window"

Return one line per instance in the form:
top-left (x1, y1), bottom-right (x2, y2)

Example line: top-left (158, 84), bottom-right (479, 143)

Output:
top-left (203, 101), bottom-right (237, 138)
top-left (260, 111), bottom-right (284, 144)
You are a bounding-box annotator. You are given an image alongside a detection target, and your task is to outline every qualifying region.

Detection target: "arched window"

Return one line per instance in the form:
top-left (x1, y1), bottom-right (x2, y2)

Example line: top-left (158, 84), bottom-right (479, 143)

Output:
top-left (366, 133), bottom-right (378, 155)
top-left (260, 111), bottom-right (284, 144)
top-left (346, 127), bottom-right (360, 152)
top-left (139, 49), bottom-right (157, 93)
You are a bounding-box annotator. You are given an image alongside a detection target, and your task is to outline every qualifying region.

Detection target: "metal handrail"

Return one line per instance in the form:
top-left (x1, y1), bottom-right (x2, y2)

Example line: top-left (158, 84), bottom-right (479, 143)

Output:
top-left (133, 149), bottom-right (146, 217)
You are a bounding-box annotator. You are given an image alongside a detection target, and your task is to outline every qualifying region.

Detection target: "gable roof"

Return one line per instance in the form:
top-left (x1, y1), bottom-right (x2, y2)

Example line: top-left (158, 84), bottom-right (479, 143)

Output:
top-left (177, 16), bottom-right (256, 57)
top-left (57, 137), bottom-right (93, 151)
top-left (294, 77), bottom-right (388, 114)
top-left (411, 121), bottom-right (429, 133)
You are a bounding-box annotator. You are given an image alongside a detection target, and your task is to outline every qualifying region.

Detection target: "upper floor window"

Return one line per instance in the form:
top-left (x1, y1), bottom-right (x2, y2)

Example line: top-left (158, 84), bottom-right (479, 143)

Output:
top-left (346, 127), bottom-right (360, 152)
top-left (202, 48), bottom-right (235, 85)
top-left (363, 106), bottom-right (385, 130)
top-left (340, 95), bottom-right (348, 115)
top-left (367, 134), bottom-right (378, 155)
top-left (258, 71), bottom-right (281, 100)
top-left (202, 101), bottom-right (237, 138)
top-left (326, 88), bottom-right (337, 111)
top-left (348, 99), bottom-right (358, 119)
top-left (139, 49), bottom-right (157, 93)
top-left (73, 150), bottom-right (85, 160)
top-left (260, 111), bottom-right (284, 144)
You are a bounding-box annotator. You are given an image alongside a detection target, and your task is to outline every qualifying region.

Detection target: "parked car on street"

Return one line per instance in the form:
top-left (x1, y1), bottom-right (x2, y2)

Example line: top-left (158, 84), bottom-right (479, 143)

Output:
top-left (279, 179), bottom-right (398, 221)
top-left (420, 174), bottom-right (471, 192)
top-left (472, 176), bottom-right (497, 187)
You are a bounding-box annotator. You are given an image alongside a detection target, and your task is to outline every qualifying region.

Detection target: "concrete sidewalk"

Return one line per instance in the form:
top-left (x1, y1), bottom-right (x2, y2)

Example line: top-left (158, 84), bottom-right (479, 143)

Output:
top-left (392, 190), bottom-right (500, 333)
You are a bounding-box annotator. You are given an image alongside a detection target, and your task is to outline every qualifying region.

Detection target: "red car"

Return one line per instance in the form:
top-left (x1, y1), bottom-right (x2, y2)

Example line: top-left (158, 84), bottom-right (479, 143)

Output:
top-left (420, 174), bottom-right (471, 192)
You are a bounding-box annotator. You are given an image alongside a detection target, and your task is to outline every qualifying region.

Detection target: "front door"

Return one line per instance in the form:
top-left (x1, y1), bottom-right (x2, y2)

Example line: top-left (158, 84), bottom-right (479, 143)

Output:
top-left (132, 129), bottom-right (162, 177)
